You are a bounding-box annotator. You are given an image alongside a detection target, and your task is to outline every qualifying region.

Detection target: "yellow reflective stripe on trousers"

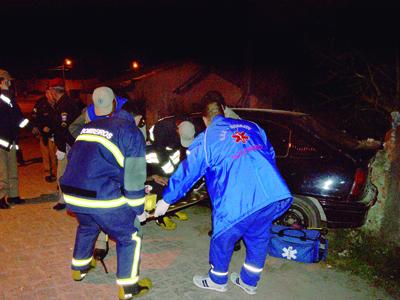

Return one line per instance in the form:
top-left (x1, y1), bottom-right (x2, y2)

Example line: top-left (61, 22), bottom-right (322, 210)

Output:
top-left (116, 232), bottom-right (141, 285)
top-left (64, 194), bottom-right (127, 208)
top-left (126, 197), bottom-right (145, 207)
top-left (72, 256), bottom-right (93, 267)
top-left (76, 134), bottom-right (124, 167)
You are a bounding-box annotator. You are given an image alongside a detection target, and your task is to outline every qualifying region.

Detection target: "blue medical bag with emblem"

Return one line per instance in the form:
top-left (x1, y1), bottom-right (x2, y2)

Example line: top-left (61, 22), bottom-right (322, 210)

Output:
top-left (267, 225), bottom-right (328, 263)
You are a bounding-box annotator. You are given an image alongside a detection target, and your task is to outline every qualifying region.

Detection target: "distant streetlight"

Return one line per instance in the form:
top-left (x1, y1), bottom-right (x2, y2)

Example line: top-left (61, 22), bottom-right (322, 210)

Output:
top-left (131, 60), bottom-right (140, 71)
top-left (61, 58), bottom-right (73, 84)
top-left (49, 58), bottom-right (74, 86)
top-left (64, 58), bottom-right (73, 67)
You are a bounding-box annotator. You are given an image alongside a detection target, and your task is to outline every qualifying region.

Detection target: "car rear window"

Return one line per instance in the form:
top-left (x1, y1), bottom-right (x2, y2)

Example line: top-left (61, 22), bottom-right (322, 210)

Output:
top-left (289, 128), bottom-right (327, 158)
top-left (253, 120), bottom-right (290, 157)
top-left (297, 116), bottom-right (360, 150)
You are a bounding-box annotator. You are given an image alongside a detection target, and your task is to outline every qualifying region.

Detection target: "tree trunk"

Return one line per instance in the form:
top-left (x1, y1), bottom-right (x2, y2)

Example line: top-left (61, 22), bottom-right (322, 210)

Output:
top-left (381, 126), bottom-right (400, 244)
top-left (365, 116), bottom-right (400, 246)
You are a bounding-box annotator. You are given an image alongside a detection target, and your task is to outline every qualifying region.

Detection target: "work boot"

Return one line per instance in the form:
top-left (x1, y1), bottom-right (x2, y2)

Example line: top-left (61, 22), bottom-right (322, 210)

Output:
top-left (8, 197), bottom-right (25, 205)
top-left (72, 259), bottom-right (96, 281)
top-left (171, 211), bottom-right (189, 221)
top-left (53, 203), bottom-right (66, 210)
top-left (155, 216), bottom-right (177, 230)
top-left (0, 197), bottom-right (10, 209)
top-left (118, 278), bottom-right (152, 299)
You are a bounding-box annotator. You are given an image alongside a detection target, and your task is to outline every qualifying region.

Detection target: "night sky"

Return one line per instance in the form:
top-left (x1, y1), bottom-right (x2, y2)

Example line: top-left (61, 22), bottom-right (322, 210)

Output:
top-left (0, 0), bottom-right (399, 79)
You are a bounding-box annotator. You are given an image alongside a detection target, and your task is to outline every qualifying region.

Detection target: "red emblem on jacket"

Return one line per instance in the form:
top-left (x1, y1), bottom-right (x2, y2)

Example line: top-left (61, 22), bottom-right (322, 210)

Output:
top-left (232, 131), bottom-right (249, 144)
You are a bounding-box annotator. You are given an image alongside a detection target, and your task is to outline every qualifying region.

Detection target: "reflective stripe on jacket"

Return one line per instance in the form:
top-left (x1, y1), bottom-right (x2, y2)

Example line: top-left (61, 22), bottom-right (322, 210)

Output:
top-left (0, 91), bottom-right (28, 151)
top-left (60, 110), bottom-right (146, 215)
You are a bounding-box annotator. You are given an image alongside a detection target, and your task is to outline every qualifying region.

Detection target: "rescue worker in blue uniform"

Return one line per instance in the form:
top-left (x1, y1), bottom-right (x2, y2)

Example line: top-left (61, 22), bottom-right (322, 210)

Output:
top-left (69, 95), bottom-right (146, 261)
top-left (154, 99), bottom-right (293, 295)
top-left (60, 87), bottom-right (151, 299)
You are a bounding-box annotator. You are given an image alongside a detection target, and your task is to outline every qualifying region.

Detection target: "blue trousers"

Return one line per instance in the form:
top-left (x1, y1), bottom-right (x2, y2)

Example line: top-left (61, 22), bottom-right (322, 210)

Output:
top-left (72, 207), bottom-right (141, 285)
top-left (208, 198), bottom-right (292, 286)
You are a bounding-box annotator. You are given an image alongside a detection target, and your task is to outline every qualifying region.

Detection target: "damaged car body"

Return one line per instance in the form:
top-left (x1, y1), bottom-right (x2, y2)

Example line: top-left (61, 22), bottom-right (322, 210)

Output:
top-left (146, 108), bottom-right (380, 229)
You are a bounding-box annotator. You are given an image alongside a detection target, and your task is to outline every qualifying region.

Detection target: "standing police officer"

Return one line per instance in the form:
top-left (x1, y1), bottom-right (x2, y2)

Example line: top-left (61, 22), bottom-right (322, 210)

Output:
top-left (31, 89), bottom-right (57, 182)
top-left (0, 69), bottom-right (29, 208)
top-left (60, 87), bottom-right (151, 299)
top-left (47, 78), bottom-right (81, 210)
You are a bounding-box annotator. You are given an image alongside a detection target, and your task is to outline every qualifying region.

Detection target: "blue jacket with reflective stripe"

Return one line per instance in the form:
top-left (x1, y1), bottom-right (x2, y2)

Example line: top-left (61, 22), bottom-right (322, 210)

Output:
top-left (163, 115), bottom-right (292, 238)
top-left (60, 109), bottom-right (146, 214)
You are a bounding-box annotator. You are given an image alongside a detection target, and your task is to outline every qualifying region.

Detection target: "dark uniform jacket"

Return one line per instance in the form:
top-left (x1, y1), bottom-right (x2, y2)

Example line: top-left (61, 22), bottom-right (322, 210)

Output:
top-left (50, 94), bottom-right (81, 152)
top-left (60, 110), bottom-right (146, 215)
top-left (0, 90), bottom-right (28, 151)
top-left (147, 116), bottom-right (180, 177)
top-left (30, 97), bottom-right (55, 143)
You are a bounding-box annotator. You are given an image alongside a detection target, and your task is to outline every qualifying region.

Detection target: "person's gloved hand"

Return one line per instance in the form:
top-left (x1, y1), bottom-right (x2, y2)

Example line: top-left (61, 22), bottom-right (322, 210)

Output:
top-left (154, 199), bottom-right (170, 217)
top-left (137, 211), bottom-right (149, 222)
top-left (56, 150), bottom-right (66, 160)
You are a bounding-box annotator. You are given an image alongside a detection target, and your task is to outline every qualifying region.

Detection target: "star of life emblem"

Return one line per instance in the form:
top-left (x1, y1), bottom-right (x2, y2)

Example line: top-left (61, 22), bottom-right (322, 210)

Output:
top-left (232, 131), bottom-right (249, 144)
top-left (282, 246), bottom-right (297, 260)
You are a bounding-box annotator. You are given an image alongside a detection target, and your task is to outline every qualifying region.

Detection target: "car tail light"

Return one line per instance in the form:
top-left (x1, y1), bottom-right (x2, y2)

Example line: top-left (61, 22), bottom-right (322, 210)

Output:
top-left (349, 168), bottom-right (367, 198)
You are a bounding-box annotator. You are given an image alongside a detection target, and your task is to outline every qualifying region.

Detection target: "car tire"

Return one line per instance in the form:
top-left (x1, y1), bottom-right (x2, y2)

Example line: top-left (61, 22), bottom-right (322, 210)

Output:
top-left (276, 196), bottom-right (322, 228)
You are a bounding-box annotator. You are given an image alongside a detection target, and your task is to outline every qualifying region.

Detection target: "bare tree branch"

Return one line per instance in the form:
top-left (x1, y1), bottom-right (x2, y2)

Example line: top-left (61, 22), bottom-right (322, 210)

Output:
top-left (367, 63), bottom-right (382, 98)
top-left (376, 66), bottom-right (396, 84)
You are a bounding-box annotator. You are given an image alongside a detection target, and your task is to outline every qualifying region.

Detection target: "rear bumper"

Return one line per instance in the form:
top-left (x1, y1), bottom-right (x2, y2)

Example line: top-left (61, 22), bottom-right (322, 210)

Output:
top-left (321, 200), bottom-right (370, 228)
top-left (319, 188), bottom-right (377, 228)
top-left (314, 179), bottom-right (378, 228)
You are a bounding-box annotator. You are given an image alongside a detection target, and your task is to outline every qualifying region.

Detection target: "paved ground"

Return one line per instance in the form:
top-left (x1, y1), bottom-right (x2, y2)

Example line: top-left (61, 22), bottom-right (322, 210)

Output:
top-left (0, 136), bottom-right (395, 300)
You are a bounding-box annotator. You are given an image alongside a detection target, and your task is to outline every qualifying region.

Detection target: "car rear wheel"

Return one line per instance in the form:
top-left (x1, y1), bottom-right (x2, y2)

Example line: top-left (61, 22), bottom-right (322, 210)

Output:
top-left (276, 197), bottom-right (322, 228)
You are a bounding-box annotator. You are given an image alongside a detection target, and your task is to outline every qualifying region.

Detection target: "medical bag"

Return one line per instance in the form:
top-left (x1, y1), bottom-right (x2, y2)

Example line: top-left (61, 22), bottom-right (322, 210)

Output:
top-left (267, 225), bottom-right (328, 263)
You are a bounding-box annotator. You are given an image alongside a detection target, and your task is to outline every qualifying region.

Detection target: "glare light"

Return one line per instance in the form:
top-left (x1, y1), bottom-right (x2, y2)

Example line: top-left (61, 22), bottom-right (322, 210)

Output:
top-left (132, 61), bottom-right (140, 70)
top-left (322, 179), bottom-right (334, 190)
top-left (64, 58), bottom-right (73, 67)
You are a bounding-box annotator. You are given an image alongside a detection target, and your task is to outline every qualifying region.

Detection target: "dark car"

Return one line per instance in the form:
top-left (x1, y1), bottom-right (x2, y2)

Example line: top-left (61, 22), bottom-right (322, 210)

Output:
top-left (147, 108), bottom-right (379, 229)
